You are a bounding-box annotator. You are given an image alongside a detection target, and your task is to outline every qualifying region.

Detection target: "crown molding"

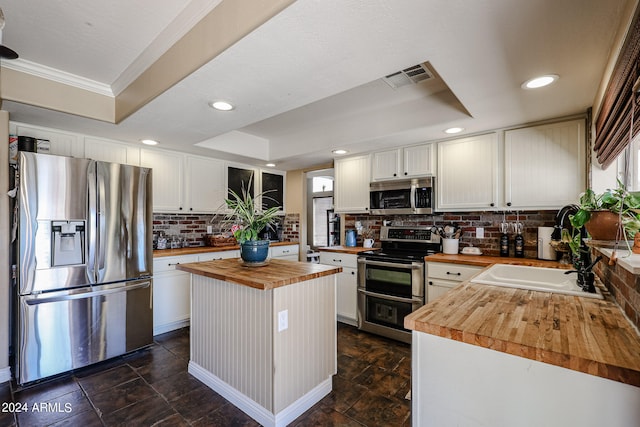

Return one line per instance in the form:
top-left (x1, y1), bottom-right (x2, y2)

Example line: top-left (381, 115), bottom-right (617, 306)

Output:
top-left (111, 0), bottom-right (223, 96)
top-left (2, 58), bottom-right (114, 97)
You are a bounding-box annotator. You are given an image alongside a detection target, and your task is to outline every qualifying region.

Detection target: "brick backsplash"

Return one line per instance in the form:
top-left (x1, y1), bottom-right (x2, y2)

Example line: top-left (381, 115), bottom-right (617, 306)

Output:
top-left (593, 250), bottom-right (640, 330)
top-left (153, 212), bottom-right (300, 247)
top-left (344, 210), bottom-right (558, 258)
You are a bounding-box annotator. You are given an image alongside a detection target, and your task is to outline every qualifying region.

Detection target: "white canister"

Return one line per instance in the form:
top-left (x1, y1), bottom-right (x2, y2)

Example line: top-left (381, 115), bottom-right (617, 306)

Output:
top-left (442, 238), bottom-right (459, 254)
top-left (363, 238), bottom-right (374, 248)
top-left (537, 226), bottom-right (557, 260)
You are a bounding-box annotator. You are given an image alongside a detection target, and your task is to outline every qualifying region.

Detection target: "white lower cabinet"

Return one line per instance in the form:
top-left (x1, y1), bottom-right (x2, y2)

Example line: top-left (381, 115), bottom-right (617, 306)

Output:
top-left (426, 262), bottom-right (482, 302)
top-left (197, 250), bottom-right (239, 262)
top-left (319, 252), bottom-right (358, 325)
top-left (153, 254), bottom-right (198, 336)
top-left (270, 244), bottom-right (300, 261)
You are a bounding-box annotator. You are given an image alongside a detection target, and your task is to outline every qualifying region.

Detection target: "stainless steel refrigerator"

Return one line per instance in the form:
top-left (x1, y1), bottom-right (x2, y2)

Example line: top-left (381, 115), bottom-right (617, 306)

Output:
top-left (14, 152), bottom-right (153, 385)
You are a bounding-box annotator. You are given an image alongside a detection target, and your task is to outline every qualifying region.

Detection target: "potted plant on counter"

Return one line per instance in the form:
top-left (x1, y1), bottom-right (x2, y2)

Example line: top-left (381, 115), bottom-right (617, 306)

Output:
top-left (570, 181), bottom-right (640, 250)
top-left (225, 178), bottom-right (281, 265)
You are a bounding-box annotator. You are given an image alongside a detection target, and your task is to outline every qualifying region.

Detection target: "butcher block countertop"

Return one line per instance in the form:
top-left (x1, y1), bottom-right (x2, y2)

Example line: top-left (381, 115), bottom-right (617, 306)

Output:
top-left (175, 258), bottom-right (341, 290)
top-left (317, 246), bottom-right (379, 254)
top-left (153, 241), bottom-right (297, 258)
top-left (406, 266), bottom-right (640, 387)
top-left (424, 252), bottom-right (572, 269)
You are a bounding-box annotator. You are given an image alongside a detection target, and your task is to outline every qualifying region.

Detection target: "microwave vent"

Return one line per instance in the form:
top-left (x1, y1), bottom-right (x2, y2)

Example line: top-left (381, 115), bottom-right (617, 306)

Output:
top-left (382, 63), bottom-right (434, 89)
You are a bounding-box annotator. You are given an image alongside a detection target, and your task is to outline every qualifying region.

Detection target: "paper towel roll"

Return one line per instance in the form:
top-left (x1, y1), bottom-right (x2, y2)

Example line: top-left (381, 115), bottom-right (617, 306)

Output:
top-left (537, 226), bottom-right (557, 260)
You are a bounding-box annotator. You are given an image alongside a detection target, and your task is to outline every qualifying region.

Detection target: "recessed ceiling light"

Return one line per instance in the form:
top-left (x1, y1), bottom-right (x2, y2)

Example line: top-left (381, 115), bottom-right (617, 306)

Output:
top-left (209, 100), bottom-right (234, 111)
top-left (444, 127), bottom-right (464, 134)
top-left (332, 149), bottom-right (348, 155)
top-left (522, 74), bottom-right (559, 89)
top-left (141, 139), bottom-right (159, 146)
top-left (265, 163), bottom-right (276, 167)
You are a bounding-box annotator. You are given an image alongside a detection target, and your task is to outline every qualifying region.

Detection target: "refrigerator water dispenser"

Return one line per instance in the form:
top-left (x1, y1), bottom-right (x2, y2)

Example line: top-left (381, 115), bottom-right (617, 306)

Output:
top-left (51, 221), bottom-right (85, 266)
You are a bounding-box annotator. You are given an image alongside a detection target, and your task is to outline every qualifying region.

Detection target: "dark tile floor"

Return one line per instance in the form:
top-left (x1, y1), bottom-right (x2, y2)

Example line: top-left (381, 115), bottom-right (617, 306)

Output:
top-left (0, 323), bottom-right (411, 426)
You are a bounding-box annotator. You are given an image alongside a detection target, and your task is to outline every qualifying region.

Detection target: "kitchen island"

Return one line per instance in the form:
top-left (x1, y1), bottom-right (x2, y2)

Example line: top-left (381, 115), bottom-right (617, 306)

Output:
top-left (176, 258), bottom-right (341, 427)
top-left (406, 259), bottom-right (640, 427)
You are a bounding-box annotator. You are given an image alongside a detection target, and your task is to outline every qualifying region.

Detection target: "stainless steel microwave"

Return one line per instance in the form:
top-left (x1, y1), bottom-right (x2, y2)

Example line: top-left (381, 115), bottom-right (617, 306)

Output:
top-left (369, 177), bottom-right (434, 215)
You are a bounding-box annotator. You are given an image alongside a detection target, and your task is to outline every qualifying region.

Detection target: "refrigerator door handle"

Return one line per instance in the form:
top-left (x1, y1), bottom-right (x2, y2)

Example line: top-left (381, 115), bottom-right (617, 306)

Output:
top-left (87, 161), bottom-right (97, 283)
top-left (96, 162), bottom-right (107, 281)
top-left (23, 281), bottom-right (151, 305)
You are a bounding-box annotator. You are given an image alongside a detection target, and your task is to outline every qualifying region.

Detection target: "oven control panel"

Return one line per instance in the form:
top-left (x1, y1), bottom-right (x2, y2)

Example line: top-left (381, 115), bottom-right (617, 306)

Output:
top-left (381, 226), bottom-right (440, 243)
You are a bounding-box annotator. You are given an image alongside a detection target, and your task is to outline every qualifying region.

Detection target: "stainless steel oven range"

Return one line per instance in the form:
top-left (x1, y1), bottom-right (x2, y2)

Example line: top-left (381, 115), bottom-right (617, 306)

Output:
top-left (357, 225), bottom-right (440, 343)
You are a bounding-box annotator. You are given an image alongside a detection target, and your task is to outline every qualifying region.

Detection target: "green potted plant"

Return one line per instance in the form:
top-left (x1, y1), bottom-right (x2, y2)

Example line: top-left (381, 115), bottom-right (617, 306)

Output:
top-left (224, 178), bottom-right (281, 264)
top-left (570, 180), bottom-right (640, 246)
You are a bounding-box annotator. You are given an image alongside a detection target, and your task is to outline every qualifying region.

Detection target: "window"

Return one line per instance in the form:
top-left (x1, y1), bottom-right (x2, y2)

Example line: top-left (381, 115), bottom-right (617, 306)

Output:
top-left (312, 176), bottom-right (333, 193)
top-left (306, 171), bottom-right (335, 249)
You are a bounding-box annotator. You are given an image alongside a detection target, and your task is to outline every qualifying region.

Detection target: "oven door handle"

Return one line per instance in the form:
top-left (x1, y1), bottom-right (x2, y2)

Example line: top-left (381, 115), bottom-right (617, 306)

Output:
top-left (358, 289), bottom-right (423, 304)
top-left (358, 259), bottom-right (423, 270)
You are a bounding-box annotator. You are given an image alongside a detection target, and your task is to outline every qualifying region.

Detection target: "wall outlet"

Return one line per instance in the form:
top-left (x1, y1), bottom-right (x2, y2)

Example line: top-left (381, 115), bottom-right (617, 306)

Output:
top-left (476, 227), bottom-right (485, 239)
top-left (278, 310), bottom-right (288, 332)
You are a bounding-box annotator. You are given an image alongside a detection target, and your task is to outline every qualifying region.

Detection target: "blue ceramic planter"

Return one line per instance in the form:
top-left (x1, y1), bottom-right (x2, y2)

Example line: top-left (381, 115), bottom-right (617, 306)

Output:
top-left (240, 240), bottom-right (270, 263)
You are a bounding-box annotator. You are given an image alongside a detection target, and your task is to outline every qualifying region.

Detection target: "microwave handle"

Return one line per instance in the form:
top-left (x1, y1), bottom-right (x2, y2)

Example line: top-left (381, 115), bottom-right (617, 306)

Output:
top-left (410, 184), bottom-right (416, 211)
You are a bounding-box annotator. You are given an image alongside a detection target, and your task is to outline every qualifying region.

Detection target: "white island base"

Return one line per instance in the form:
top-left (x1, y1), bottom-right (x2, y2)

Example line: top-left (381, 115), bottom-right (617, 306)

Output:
top-left (187, 271), bottom-right (337, 427)
top-left (412, 332), bottom-right (640, 427)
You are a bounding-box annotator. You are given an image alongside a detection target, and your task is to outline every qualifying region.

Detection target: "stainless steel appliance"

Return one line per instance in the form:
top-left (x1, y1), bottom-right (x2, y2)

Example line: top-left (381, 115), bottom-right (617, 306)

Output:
top-left (14, 152), bottom-right (153, 385)
top-left (369, 177), bottom-right (434, 215)
top-left (357, 225), bottom-right (440, 343)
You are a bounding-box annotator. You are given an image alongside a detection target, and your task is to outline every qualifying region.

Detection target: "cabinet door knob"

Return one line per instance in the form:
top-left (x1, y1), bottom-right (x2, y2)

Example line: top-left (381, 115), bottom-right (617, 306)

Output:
top-left (490, 203), bottom-right (495, 207)
top-left (506, 202), bottom-right (512, 207)
top-left (351, 271), bottom-right (355, 275)
top-left (393, 173), bottom-right (397, 177)
top-left (190, 207), bottom-right (193, 211)
top-left (429, 281), bottom-right (433, 285)
top-left (179, 207), bottom-right (183, 210)
top-left (404, 172), bottom-right (408, 175)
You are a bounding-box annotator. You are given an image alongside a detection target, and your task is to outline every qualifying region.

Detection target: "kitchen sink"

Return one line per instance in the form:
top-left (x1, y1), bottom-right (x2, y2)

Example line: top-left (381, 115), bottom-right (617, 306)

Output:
top-left (470, 264), bottom-right (604, 299)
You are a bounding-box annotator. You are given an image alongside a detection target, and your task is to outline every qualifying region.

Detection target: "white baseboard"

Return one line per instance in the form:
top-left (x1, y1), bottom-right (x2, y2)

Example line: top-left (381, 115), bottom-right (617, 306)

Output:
top-left (0, 366), bottom-right (11, 384)
top-left (189, 361), bottom-right (332, 427)
top-left (337, 315), bottom-right (357, 327)
top-left (153, 319), bottom-right (190, 336)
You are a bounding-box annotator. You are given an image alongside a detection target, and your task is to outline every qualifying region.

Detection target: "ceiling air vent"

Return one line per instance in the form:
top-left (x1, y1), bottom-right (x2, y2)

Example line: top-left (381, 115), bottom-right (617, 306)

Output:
top-left (382, 63), bottom-right (433, 89)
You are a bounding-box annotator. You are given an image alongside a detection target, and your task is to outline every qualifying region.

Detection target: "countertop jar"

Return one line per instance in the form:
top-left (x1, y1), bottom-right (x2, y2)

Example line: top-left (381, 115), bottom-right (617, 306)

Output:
top-left (169, 235), bottom-right (181, 249)
top-left (156, 233), bottom-right (168, 250)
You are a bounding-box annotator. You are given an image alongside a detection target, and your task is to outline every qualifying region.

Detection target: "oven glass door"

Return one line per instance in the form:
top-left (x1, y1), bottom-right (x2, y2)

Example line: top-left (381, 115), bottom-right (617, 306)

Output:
top-left (363, 293), bottom-right (417, 332)
top-left (363, 261), bottom-right (419, 298)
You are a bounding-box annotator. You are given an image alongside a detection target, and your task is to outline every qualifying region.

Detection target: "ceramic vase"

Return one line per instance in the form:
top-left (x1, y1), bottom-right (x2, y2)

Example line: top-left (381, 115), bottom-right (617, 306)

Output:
top-left (584, 210), bottom-right (620, 241)
top-left (240, 240), bottom-right (270, 264)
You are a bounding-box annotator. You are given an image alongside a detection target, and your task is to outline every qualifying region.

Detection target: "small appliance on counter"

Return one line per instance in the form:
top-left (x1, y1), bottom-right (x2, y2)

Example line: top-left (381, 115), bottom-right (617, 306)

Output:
top-left (537, 226), bottom-right (557, 260)
top-left (258, 217), bottom-right (283, 242)
top-left (345, 229), bottom-right (357, 247)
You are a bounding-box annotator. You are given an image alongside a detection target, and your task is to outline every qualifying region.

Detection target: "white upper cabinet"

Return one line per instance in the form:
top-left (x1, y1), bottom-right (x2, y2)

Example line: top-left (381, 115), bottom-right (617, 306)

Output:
top-left (141, 150), bottom-right (228, 214)
top-left (140, 149), bottom-right (184, 212)
top-left (372, 149), bottom-right (401, 180)
top-left (437, 134), bottom-right (498, 211)
top-left (84, 136), bottom-right (140, 165)
top-left (372, 143), bottom-right (434, 181)
top-left (334, 154), bottom-right (371, 213)
top-left (185, 156), bottom-right (225, 213)
top-left (504, 119), bottom-right (585, 209)
top-left (12, 123), bottom-right (84, 158)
